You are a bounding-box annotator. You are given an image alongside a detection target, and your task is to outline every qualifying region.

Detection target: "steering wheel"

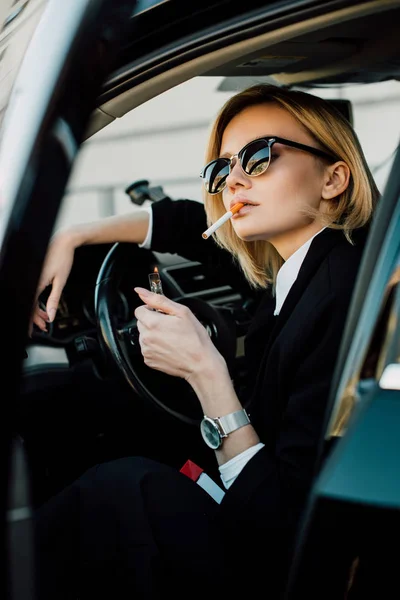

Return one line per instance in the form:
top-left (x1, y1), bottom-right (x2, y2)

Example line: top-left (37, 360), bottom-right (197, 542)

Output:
top-left (95, 242), bottom-right (238, 425)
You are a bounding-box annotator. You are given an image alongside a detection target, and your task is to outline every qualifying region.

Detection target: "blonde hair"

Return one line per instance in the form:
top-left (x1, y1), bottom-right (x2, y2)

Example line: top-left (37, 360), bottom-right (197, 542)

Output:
top-left (203, 84), bottom-right (380, 289)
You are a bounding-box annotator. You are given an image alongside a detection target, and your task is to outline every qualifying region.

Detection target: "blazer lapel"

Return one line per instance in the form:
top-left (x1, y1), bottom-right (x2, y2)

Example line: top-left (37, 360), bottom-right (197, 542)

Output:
top-left (248, 229), bottom-right (347, 404)
top-left (273, 228), bottom-right (344, 338)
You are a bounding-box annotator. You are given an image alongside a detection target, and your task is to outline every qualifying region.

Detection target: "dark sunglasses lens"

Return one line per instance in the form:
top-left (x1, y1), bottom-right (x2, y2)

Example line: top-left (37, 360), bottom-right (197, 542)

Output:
top-left (241, 140), bottom-right (271, 175)
top-left (202, 159), bottom-right (230, 194)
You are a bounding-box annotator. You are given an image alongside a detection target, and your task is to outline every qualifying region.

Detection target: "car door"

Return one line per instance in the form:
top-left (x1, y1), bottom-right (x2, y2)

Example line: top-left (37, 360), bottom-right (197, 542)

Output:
top-left (285, 140), bottom-right (400, 598)
top-left (1, 3), bottom-right (138, 598)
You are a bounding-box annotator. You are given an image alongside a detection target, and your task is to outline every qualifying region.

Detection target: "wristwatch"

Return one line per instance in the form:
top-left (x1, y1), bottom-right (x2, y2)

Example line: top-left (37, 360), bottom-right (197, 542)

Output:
top-left (200, 408), bottom-right (250, 450)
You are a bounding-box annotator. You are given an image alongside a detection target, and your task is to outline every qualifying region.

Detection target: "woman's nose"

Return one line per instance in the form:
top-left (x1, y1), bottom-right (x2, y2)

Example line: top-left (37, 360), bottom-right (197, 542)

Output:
top-left (225, 158), bottom-right (250, 190)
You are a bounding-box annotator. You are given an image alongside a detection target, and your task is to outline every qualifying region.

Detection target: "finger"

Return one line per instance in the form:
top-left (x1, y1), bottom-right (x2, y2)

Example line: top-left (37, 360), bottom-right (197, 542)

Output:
top-left (134, 303), bottom-right (164, 325)
top-left (36, 306), bottom-right (48, 319)
top-left (32, 313), bottom-right (48, 332)
top-left (36, 307), bottom-right (49, 324)
top-left (134, 305), bottom-right (149, 324)
top-left (46, 282), bottom-right (63, 322)
top-left (134, 287), bottom-right (180, 315)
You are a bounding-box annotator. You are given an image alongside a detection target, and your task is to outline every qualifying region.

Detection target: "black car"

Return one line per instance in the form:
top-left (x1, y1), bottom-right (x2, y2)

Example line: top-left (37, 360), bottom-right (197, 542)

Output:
top-left (1, 1), bottom-right (399, 598)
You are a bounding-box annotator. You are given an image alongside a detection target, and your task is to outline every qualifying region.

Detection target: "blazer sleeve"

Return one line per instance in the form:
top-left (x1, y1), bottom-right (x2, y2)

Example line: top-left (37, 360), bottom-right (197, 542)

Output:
top-left (151, 197), bottom-right (225, 264)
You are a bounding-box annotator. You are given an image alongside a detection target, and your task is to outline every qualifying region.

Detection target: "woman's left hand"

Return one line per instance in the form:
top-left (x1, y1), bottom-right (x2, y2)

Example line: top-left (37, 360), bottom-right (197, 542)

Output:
top-left (134, 287), bottom-right (225, 384)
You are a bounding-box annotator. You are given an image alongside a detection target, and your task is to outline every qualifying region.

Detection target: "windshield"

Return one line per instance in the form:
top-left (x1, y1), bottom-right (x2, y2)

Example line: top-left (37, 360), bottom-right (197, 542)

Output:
top-left (56, 76), bottom-right (399, 232)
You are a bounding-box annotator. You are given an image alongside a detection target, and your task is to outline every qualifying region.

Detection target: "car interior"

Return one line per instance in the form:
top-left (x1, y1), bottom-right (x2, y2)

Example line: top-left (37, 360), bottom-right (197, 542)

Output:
top-left (2, 0), bottom-right (400, 598)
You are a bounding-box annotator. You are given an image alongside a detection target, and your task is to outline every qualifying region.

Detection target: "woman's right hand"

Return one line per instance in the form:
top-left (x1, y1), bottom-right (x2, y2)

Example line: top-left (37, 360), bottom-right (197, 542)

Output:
top-left (30, 230), bottom-right (77, 335)
top-left (29, 210), bottom-right (151, 335)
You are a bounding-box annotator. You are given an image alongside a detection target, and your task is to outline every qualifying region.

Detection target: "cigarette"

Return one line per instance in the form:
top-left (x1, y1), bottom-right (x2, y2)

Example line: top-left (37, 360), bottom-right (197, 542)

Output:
top-left (202, 202), bottom-right (244, 239)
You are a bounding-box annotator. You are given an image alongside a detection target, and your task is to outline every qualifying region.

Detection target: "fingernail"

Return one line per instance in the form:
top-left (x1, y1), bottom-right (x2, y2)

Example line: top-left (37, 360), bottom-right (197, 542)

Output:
top-left (47, 308), bottom-right (56, 322)
top-left (134, 287), bottom-right (150, 296)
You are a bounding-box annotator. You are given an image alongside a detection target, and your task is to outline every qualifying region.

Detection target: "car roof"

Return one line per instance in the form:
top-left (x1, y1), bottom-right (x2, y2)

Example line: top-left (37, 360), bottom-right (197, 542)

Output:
top-left (2, 1), bottom-right (399, 136)
top-left (84, 0), bottom-right (400, 137)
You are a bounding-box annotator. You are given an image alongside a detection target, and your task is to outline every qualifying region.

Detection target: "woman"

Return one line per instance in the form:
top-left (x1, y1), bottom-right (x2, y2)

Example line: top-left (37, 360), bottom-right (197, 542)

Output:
top-left (33, 84), bottom-right (379, 599)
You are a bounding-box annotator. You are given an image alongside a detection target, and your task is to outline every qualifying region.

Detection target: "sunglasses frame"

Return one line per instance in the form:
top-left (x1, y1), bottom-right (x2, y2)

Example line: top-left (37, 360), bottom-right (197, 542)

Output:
top-left (200, 136), bottom-right (337, 195)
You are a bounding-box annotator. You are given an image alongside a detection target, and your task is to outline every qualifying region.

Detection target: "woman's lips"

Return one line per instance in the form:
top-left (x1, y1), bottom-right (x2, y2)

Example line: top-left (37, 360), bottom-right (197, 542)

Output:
top-left (231, 203), bottom-right (256, 217)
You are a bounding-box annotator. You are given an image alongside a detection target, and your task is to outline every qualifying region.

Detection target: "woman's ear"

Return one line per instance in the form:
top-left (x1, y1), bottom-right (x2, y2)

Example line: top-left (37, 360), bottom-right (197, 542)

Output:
top-left (322, 161), bottom-right (350, 200)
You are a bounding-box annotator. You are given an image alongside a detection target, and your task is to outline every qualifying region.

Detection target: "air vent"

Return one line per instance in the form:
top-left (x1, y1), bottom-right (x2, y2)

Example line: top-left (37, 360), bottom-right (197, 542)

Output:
top-left (162, 261), bottom-right (234, 298)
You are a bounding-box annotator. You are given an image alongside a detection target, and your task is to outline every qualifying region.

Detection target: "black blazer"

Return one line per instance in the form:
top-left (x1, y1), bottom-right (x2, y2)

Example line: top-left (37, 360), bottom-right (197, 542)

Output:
top-left (151, 198), bottom-right (368, 586)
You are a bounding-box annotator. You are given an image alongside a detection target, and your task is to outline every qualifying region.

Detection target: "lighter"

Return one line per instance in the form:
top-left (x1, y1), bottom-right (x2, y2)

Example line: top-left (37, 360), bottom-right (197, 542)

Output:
top-left (148, 266), bottom-right (164, 295)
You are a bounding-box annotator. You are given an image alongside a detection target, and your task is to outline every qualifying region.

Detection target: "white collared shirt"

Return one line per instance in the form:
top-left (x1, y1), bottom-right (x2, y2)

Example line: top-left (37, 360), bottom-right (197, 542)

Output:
top-left (139, 206), bottom-right (153, 249)
top-left (274, 227), bottom-right (327, 316)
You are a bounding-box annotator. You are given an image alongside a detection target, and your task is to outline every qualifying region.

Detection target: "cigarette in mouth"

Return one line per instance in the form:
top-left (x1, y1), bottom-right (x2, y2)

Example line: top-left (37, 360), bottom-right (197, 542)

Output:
top-left (202, 202), bottom-right (244, 239)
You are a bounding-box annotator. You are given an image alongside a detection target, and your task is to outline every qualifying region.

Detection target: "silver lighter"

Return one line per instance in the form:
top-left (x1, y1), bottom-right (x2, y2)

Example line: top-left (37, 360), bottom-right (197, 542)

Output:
top-left (148, 267), bottom-right (164, 295)
top-left (148, 268), bottom-right (165, 312)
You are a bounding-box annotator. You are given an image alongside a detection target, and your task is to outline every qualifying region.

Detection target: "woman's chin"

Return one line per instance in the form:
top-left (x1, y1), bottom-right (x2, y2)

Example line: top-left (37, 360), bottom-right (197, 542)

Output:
top-left (233, 226), bottom-right (264, 242)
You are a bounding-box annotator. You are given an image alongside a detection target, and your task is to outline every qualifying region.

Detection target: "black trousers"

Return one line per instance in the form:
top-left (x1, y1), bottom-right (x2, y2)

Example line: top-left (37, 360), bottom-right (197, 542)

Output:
top-left (34, 456), bottom-right (221, 599)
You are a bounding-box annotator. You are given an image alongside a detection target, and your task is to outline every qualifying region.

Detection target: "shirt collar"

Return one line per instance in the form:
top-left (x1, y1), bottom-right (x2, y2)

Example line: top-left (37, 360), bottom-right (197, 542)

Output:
top-left (274, 228), bottom-right (326, 316)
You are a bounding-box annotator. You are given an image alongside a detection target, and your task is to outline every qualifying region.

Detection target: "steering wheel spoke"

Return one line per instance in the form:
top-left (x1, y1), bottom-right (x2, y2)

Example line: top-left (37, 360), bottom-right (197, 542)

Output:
top-left (117, 318), bottom-right (142, 356)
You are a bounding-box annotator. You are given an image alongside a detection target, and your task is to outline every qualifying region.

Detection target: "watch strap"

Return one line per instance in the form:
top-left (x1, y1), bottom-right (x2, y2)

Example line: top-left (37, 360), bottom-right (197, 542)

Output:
top-left (218, 408), bottom-right (250, 437)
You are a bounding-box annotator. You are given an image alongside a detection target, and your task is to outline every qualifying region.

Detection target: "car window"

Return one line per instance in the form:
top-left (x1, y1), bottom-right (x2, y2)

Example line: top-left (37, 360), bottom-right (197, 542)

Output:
top-left (56, 76), bottom-right (400, 232)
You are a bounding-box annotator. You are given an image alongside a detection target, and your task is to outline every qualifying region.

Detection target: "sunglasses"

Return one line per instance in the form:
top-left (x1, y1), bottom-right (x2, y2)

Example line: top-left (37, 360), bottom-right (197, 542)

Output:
top-left (200, 136), bottom-right (336, 195)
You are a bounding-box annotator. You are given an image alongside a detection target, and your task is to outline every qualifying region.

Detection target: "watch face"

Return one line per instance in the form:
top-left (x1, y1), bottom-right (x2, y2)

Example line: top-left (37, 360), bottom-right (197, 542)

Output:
top-left (200, 418), bottom-right (221, 450)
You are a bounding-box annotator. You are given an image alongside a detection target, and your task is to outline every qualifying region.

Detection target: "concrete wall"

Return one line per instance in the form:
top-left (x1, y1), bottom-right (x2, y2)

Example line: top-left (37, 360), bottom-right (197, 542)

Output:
top-left (59, 76), bottom-right (400, 230)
